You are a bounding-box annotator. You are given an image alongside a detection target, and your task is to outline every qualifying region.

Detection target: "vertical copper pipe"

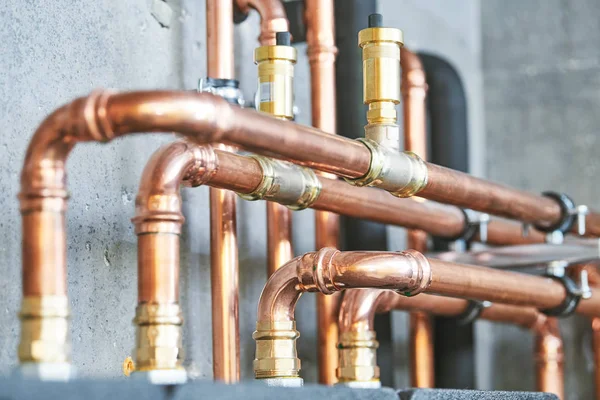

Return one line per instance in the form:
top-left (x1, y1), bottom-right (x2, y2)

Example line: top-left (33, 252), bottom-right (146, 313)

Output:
top-left (534, 317), bottom-right (564, 399)
top-left (266, 202), bottom-right (293, 276)
top-left (593, 318), bottom-right (600, 400)
top-left (207, 0), bottom-right (239, 383)
top-left (306, 0), bottom-right (340, 385)
top-left (402, 48), bottom-right (434, 388)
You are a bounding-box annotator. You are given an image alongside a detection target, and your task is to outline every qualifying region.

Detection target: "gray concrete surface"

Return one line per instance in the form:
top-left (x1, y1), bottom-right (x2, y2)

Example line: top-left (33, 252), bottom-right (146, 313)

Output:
top-left (0, 0), bottom-right (316, 382)
top-left (481, 0), bottom-right (600, 398)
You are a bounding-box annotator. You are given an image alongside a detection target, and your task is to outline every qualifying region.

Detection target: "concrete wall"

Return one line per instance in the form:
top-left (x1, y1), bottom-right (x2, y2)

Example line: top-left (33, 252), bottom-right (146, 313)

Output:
top-left (0, 0), bottom-right (317, 382)
top-left (481, 1), bottom-right (600, 398)
top-left (377, 0), bottom-right (485, 389)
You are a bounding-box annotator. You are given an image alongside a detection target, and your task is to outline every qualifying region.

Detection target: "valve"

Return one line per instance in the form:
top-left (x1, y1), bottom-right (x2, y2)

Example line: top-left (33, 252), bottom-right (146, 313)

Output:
top-left (358, 13), bottom-right (404, 151)
top-left (254, 31), bottom-right (297, 120)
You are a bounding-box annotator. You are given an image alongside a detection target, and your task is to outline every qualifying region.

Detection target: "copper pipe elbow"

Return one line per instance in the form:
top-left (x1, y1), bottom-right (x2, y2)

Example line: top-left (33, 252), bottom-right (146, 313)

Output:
top-left (254, 249), bottom-right (432, 381)
top-left (235, 0), bottom-right (289, 45)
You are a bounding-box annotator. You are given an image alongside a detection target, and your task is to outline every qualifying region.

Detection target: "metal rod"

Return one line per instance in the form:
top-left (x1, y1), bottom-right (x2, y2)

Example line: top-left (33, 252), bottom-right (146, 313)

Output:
top-left (207, 0), bottom-right (238, 382)
top-left (306, 0), bottom-right (341, 385)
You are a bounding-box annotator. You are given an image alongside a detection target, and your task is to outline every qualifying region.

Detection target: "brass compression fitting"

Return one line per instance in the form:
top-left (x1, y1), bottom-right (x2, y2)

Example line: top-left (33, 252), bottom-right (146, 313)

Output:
top-left (358, 14), bottom-right (404, 151)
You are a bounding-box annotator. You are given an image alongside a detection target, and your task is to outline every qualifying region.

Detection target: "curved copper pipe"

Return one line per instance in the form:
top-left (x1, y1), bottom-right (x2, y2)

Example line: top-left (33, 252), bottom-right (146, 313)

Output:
top-left (258, 249), bottom-right (600, 325)
top-left (305, 0), bottom-right (341, 385)
top-left (339, 290), bottom-right (563, 398)
top-left (401, 47), bottom-right (433, 389)
top-left (235, 0), bottom-right (289, 45)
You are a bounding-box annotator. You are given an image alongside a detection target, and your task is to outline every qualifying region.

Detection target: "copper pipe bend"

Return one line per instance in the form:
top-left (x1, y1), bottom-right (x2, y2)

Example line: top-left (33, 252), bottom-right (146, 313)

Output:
top-left (235, 0), bottom-right (289, 45)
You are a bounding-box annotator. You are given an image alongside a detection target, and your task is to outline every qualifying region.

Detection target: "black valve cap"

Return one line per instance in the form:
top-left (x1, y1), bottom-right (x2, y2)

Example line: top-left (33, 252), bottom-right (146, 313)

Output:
top-left (368, 13), bottom-right (383, 28)
top-left (276, 31), bottom-right (291, 46)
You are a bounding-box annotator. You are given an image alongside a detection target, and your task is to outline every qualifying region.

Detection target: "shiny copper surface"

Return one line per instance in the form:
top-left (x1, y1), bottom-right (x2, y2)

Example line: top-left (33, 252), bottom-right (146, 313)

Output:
top-left (235, 0), bottom-right (289, 45)
top-left (401, 49), bottom-right (433, 389)
top-left (266, 202), bottom-right (293, 276)
top-left (306, 0), bottom-right (340, 385)
top-left (207, 0), bottom-right (236, 379)
top-left (534, 317), bottom-right (564, 399)
top-left (422, 163), bottom-right (562, 227)
top-left (340, 288), bottom-right (563, 396)
top-left (593, 318), bottom-right (600, 400)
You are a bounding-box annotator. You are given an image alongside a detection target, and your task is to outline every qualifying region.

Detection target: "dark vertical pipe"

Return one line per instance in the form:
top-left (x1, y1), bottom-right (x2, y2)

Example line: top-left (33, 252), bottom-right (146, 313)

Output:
top-left (419, 53), bottom-right (473, 389)
top-left (335, 0), bottom-right (393, 388)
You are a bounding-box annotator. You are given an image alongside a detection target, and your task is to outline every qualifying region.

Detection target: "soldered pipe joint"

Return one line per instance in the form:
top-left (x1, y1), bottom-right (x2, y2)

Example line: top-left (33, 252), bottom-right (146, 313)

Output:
top-left (336, 330), bottom-right (380, 386)
top-left (238, 156), bottom-right (321, 210)
top-left (345, 139), bottom-right (428, 198)
top-left (133, 303), bottom-right (185, 375)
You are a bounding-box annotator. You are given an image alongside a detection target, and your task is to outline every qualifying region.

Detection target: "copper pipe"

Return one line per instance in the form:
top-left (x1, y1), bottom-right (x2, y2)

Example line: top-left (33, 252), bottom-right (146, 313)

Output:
top-left (206, 0), bottom-right (238, 382)
top-left (402, 47), bottom-right (433, 389)
top-left (235, 0), bottom-right (289, 45)
top-left (339, 289), bottom-right (563, 397)
top-left (306, 0), bottom-right (340, 385)
top-left (266, 202), bottom-right (293, 276)
top-left (257, 249), bottom-right (600, 325)
top-left (534, 317), bottom-right (564, 400)
top-left (593, 318), bottom-right (600, 400)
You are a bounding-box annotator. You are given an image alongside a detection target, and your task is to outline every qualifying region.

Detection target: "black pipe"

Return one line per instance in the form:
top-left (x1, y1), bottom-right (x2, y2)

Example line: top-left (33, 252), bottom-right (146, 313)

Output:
top-left (419, 53), bottom-right (474, 389)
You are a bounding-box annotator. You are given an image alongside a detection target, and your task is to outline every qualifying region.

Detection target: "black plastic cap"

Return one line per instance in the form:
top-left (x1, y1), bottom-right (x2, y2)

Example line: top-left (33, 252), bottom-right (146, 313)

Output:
top-left (368, 13), bottom-right (383, 28)
top-left (276, 31), bottom-right (291, 46)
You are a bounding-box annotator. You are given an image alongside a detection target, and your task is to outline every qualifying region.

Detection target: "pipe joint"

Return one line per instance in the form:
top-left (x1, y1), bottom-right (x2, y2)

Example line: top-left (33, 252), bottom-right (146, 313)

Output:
top-left (253, 320), bottom-right (301, 379)
top-left (18, 296), bottom-right (71, 365)
top-left (336, 330), bottom-right (380, 385)
top-left (238, 156), bottom-right (321, 210)
top-left (345, 139), bottom-right (428, 198)
top-left (133, 303), bottom-right (184, 373)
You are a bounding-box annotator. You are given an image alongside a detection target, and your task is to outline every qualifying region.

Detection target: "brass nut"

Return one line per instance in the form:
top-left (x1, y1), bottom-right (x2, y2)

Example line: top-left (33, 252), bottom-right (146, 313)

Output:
top-left (336, 330), bottom-right (380, 383)
top-left (358, 27), bottom-right (404, 48)
top-left (253, 321), bottom-right (301, 379)
top-left (238, 156), bottom-right (321, 210)
top-left (344, 139), bottom-right (428, 198)
top-left (133, 303), bottom-right (184, 372)
top-left (366, 106), bottom-right (397, 124)
top-left (19, 296), bottom-right (71, 364)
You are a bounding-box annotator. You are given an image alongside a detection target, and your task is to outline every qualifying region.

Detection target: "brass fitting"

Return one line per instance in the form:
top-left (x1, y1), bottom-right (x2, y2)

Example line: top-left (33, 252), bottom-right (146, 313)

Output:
top-left (19, 296), bottom-right (71, 365)
top-left (238, 156), bottom-right (321, 210)
top-left (345, 138), bottom-right (428, 198)
top-left (254, 32), bottom-right (297, 120)
top-left (336, 330), bottom-right (380, 387)
top-left (133, 303), bottom-right (184, 373)
top-left (358, 14), bottom-right (404, 151)
top-left (253, 320), bottom-right (301, 379)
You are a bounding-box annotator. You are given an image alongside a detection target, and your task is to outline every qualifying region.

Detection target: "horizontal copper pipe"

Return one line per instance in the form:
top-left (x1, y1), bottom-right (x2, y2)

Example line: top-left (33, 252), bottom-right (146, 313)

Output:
top-left (22, 90), bottom-right (600, 231)
top-left (235, 0), bottom-right (289, 45)
top-left (257, 249), bottom-right (600, 325)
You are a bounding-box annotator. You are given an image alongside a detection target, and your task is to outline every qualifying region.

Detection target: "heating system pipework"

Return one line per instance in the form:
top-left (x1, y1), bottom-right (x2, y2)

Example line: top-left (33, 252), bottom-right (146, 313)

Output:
top-left (4, 2), bottom-right (600, 400)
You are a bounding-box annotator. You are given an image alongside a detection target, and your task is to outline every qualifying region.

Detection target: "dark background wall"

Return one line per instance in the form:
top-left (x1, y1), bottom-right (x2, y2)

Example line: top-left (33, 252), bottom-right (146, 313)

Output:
top-left (481, 1), bottom-right (600, 398)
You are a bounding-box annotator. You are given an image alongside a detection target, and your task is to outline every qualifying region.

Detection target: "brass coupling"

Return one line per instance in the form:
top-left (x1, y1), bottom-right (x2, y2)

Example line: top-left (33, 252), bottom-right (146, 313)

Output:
top-left (133, 302), bottom-right (184, 372)
top-left (253, 321), bottom-right (301, 379)
top-left (336, 330), bottom-right (380, 385)
top-left (18, 296), bottom-right (71, 364)
top-left (238, 155), bottom-right (321, 210)
top-left (345, 139), bottom-right (428, 198)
